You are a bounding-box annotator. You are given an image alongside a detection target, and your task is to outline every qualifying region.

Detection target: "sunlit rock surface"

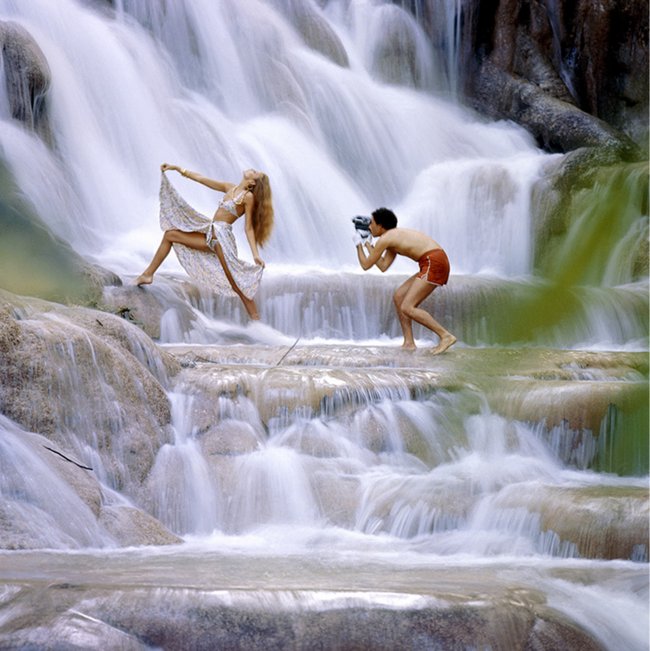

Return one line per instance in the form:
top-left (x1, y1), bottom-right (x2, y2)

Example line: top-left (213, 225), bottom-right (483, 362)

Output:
top-left (0, 556), bottom-right (620, 651)
top-left (0, 296), bottom-right (180, 504)
top-left (495, 485), bottom-right (649, 561)
top-left (0, 420), bottom-right (180, 549)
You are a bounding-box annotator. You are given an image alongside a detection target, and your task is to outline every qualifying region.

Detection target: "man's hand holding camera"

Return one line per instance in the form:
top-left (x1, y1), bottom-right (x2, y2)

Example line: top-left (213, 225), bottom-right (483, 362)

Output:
top-left (352, 215), bottom-right (373, 246)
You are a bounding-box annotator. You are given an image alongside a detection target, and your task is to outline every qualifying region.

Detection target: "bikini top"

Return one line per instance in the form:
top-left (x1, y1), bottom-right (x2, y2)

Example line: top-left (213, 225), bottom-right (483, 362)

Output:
top-left (218, 188), bottom-right (248, 217)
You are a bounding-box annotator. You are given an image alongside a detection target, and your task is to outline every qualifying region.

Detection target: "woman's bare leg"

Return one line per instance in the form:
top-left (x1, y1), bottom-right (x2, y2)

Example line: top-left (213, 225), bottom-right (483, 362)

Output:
top-left (209, 239), bottom-right (260, 320)
top-left (134, 229), bottom-right (260, 320)
top-left (134, 230), bottom-right (210, 285)
top-left (398, 276), bottom-right (456, 354)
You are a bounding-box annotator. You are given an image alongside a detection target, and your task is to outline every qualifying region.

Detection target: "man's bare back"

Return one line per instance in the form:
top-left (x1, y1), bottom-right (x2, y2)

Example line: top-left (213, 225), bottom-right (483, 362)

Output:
top-left (377, 227), bottom-right (441, 261)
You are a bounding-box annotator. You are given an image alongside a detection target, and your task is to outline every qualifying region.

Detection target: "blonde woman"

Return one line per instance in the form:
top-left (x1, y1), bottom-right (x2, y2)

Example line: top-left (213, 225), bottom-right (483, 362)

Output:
top-left (135, 163), bottom-right (274, 320)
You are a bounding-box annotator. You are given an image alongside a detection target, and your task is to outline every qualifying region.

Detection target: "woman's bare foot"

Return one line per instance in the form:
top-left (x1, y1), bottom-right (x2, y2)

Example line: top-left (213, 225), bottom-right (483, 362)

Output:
top-left (429, 334), bottom-right (457, 355)
top-left (133, 273), bottom-right (153, 286)
top-left (400, 342), bottom-right (417, 351)
top-left (241, 295), bottom-right (260, 320)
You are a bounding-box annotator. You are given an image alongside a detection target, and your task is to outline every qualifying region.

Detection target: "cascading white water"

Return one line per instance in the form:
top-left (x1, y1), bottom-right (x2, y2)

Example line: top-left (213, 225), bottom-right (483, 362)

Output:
top-left (0, 415), bottom-right (112, 549)
top-left (0, 0), bottom-right (546, 277)
top-left (0, 0), bottom-right (645, 350)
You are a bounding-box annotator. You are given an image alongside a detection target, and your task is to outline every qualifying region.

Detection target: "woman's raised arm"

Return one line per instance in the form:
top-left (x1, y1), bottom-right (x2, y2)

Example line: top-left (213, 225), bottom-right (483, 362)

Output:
top-left (160, 163), bottom-right (233, 193)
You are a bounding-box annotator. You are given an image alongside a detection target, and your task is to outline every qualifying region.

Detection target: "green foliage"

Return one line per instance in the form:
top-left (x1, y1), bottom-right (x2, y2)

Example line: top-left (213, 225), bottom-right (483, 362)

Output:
top-left (596, 402), bottom-right (650, 476)
top-left (547, 163), bottom-right (649, 288)
top-left (0, 162), bottom-right (91, 304)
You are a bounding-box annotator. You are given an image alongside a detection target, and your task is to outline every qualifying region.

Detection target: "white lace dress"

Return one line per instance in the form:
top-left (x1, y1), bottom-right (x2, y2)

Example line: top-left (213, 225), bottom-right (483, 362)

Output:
top-left (158, 173), bottom-right (263, 299)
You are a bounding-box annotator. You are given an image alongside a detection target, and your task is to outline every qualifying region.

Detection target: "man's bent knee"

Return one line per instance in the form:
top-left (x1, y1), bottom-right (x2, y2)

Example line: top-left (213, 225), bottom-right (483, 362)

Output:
top-left (402, 304), bottom-right (419, 320)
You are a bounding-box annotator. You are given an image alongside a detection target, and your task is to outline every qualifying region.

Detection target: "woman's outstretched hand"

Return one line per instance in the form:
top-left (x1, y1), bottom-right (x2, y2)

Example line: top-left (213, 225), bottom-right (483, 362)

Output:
top-left (254, 256), bottom-right (265, 268)
top-left (161, 163), bottom-right (175, 172)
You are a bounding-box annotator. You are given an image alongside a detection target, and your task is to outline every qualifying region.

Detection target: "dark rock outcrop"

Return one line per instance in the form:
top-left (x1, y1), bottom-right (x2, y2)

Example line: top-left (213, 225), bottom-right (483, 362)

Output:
top-left (471, 60), bottom-right (640, 160)
top-left (0, 21), bottom-right (52, 143)
top-left (399, 0), bottom-right (648, 155)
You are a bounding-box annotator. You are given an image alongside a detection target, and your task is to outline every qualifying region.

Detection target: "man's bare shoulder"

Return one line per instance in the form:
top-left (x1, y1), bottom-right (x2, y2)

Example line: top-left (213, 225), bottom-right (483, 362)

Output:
top-left (381, 228), bottom-right (422, 247)
top-left (380, 227), bottom-right (411, 244)
top-left (380, 227), bottom-right (440, 259)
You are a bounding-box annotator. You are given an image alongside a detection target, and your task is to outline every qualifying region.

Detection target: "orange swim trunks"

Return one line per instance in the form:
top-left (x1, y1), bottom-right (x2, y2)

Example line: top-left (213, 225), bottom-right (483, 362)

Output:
top-left (416, 248), bottom-right (450, 286)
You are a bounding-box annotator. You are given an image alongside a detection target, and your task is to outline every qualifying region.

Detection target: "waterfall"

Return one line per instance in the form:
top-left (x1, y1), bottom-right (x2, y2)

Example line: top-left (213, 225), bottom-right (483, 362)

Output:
top-left (0, 0), bottom-right (546, 277)
top-left (0, 415), bottom-right (112, 549)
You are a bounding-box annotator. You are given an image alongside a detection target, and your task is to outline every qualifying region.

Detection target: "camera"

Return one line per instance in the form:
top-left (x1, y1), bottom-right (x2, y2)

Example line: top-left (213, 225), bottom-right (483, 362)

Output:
top-left (352, 215), bottom-right (372, 232)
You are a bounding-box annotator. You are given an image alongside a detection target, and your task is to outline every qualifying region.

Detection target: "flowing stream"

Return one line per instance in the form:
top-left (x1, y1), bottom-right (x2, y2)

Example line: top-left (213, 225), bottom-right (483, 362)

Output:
top-left (0, 0), bottom-right (647, 648)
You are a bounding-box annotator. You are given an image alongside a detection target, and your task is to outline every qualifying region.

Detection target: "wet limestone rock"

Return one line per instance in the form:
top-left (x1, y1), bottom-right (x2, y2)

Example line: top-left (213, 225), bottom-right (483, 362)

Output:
top-left (102, 285), bottom-right (166, 340)
top-left (369, 5), bottom-right (429, 88)
top-left (471, 60), bottom-right (639, 160)
top-left (0, 21), bottom-right (52, 143)
top-left (0, 299), bottom-right (175, 502)
top-left (98, 505), bottom-right (183, 547)
top-left (61, 590), bottom-right (606, 651)
top-left (497, 484), bottom-right (649, 561)
top-left (307, 463), bottom-right (360, 528)
top-left (200, 420), bottom-right (263, 457)
top-left (0, 424), bottom-right (181, 549)
top-left (267, 0), bottom-right (349, 68)
top-left (55, 304), bottom-right (181, 383)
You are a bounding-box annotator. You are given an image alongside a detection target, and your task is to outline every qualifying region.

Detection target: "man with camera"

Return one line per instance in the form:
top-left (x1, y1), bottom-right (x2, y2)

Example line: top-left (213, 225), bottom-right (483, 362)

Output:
top-left (353, 208), bottom-right (456, 354)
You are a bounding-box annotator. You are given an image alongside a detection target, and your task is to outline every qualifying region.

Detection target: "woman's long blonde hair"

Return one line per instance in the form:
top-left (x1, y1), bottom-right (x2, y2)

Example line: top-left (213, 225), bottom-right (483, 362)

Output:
top-left (250, 174), bottom-right (274, 247)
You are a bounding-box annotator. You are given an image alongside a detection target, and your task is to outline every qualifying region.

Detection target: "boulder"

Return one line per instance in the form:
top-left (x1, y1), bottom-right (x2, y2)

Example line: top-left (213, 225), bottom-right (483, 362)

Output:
top-left (200, 420), bottom-right (263, 456)
top-left (496, 484), bottom-right (649, 560)
top-left (98, 505), bottom-right (183, 547)
top-left (470, 61), bottom-right (640, 160)
top-left (102, 285), bottom-right (166, 340)
top-left (308, 465), bottom-right (360, 528)
top-left (267, 0), bottom-right (349, 68)
top-left (0, 300), bottom-right (175, 501)
top-left (0, 21), bottom-right (52, 143)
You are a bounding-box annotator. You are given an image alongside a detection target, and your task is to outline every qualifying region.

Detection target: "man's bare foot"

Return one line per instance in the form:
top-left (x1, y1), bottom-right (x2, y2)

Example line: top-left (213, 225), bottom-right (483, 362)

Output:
top-left (400, 342), bottom-right (417, 351)
top-left (133, 273), bottom-right (153, 286)
top-left (429, 334), bottom-right (457, 355)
